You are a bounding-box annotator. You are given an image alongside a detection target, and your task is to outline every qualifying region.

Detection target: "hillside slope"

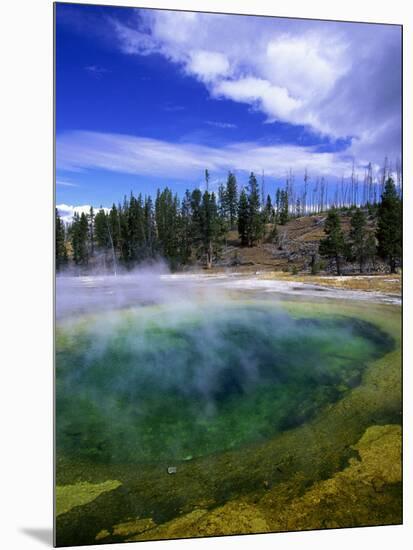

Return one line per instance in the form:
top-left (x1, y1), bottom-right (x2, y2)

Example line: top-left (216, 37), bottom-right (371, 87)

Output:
top-left (214, 211), bottom-right (386, 276)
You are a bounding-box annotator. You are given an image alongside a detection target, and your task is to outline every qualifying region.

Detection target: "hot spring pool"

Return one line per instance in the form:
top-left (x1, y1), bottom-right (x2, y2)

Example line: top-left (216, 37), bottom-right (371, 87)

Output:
top-left (56, 302), bottom-right (394, 464)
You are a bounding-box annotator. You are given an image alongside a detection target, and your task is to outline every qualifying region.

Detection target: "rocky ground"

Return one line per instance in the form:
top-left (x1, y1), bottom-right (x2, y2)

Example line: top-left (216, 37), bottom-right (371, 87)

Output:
top-left (260, 272), bottom-right (401, 296)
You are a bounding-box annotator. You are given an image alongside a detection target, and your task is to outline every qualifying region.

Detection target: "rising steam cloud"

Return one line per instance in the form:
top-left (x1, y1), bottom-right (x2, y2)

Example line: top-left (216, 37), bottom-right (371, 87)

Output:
top-left (56, 267), bottom-right (392, 464)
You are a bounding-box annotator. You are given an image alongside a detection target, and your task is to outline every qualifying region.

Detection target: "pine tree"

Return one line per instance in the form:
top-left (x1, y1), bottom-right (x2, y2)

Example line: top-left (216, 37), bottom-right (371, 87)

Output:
top-left (108, 204), bottom-right (120, 251)
top-left (144, 196), bottom-right (156, 257)
top-left (319, 209), bottom-right (346, 275)
top-left (200, 191), bottom-right (219, 269)
top-left (190, 188), bottom-right (203, 256)
top-left (218, 183), bottom-right (228, 228)
top-left (94, 208), bottom-right (110, 249)
top-left (205, 169), bottom-right (210, 192)
top-left (155, 188), bottom-right (179, 266)
top-left (71, 211), bottom-right (89, 265)
top-left (349, 208), bottom-right (368, 273)
top-left (179, 190), bottom-right (193, 265)
top-left (168, 191), bottom-right (181, 268)
top-left (275, 188), bottom-right (281, 223)
top-left (88, 206), bottom-right (95, 257)
top-left (365, 233), bottom-right (377, 272)
top-left (247, 172), bottom-right (264, 246)
top-left (279, 189), bottom-right (289, 225)
top-left (226, 172), bottom-right (238, 230)
top-left (199, 169), bottom-right (221, 266)
top-left (55, 208), bottom-right (67, 270)
top-left (265, 194), bottom-right (274, 224)
top-left (119, 197), bottom-right (130, 265)
top-left (128, 193), bottom-right (145, 263)
top-left (238, 189), bottom-right (249, 246)
top-left (376, 178), bottom-right (402, 273)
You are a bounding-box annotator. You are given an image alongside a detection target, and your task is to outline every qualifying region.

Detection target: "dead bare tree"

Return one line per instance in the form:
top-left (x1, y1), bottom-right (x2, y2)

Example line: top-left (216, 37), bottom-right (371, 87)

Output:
top-left (320, 177), bottom-right (326, 212)
top-left (381, 156), bottom-right (388, 197)
top-left (396, 157), bottom-right (402, 198)
top-left (340, 176), bottom-right (345, 209)
top-left (303, 168), bottom-right (309, 215)
top-left (350, 160), bottom-right (356, 206)
top-left (261, 170), bottom-right (265, 207)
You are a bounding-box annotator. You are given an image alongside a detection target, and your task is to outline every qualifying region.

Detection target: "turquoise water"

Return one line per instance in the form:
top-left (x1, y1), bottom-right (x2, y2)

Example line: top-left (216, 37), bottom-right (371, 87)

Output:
top-left (56, 303), bottom-right (393, 464)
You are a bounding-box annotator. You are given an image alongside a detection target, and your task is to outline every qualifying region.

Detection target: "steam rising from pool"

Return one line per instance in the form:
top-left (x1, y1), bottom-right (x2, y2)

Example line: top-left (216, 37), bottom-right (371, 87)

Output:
top-left (56, 280), bottom-right (393, 463)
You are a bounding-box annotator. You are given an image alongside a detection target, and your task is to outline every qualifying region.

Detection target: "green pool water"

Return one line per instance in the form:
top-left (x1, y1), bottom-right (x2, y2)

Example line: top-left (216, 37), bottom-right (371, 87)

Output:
top-left (56, 302), bottom-right (394, 465)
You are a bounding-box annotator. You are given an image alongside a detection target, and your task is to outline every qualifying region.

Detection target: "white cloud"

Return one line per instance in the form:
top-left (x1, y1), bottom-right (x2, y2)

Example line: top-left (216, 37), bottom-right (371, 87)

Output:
top-left (187, 50), bottom-right (230, 82)
top-left (57, 203), bottom-right (109, 224)
top-left (213, 77), bottom-right (302, 122)
top-left (111, 11), bottom-right (401, 157)
top-left (57, 130), bottom-right (368, 183)
top-left (264, 35), bottom-right (346, 101)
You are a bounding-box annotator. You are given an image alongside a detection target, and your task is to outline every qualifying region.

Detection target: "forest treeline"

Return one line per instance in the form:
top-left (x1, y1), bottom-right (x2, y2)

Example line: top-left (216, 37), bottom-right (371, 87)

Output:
top-left (56, 170), bottom-right (402, 274)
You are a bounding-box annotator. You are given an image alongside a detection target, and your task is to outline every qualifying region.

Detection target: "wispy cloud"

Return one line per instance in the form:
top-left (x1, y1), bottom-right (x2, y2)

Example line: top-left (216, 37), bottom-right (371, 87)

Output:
top-left (57, 130), bottom-right (378, 183)
top-left (84, 65), bottom-right (109, 77)
top-left (163, 103), bottom-right (185, 112)
top-left (56, 179), bottom-right (79, 187)
top-left (206, 120), bottom-right (237, 129)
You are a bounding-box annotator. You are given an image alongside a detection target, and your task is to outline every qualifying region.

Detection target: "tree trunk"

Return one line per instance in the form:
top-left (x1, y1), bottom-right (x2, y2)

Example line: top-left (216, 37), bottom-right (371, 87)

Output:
top-left (336, 255), bottom-right (341, 276)
top-left (206, 241), bottom-right (213, 269)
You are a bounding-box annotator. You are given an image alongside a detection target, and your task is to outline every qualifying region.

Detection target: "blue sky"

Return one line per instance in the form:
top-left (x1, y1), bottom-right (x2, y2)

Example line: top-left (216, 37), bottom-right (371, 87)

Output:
top-left (55, 3), bottom-right (401, 220)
